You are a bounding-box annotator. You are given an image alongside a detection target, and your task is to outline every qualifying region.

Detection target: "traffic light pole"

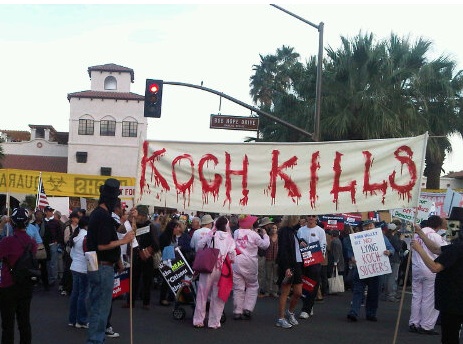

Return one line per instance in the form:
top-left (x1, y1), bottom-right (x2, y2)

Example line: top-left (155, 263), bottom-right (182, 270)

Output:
top-left (270, 4), bottom-right (324, 142)
top-left (163, 81), bottom-right (314, 139)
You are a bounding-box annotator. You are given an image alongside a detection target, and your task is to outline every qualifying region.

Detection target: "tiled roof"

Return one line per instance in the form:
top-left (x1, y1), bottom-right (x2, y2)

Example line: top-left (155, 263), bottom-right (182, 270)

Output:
top-left (0, 130), bottom-right (31, 142)
top-left (67, 90), bottom-right (144, 102)
top-left (444, 171), bottom-right (463, 179)
top-left (2, 155), bottom-right (68, 173)
top-left (88, 63), bottom-right (135, 82)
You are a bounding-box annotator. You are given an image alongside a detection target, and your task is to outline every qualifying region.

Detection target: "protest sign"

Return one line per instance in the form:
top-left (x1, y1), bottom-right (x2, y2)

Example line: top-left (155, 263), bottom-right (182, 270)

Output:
top-left (136, 134), bottom-right (427, 215)
top-left (113, 268), bottom-right (130, 299)
top-left (300, 241), bottom-right (324, 267)
top-left (341, 213), bottom-right (363, 227)
top-left (350, 228), bottom-right (391, 279)
top-left (302, 276), bottom-right (317, 292)
top-left (159, 247), bottom-right (194, 294)
top-left (391, 197), bottom-right (434, 224)
top-left (319, 215), bottom-right (344, 230)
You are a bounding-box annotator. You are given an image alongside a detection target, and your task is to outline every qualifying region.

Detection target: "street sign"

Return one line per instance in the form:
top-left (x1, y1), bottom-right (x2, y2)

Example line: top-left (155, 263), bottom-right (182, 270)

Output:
top-left (210, 114), bottom-right (259, 131)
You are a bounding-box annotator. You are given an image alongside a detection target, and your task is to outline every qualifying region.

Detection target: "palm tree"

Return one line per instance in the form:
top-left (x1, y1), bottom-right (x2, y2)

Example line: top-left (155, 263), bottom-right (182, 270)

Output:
top-left (321, 33), bottom-right (430, 141)
top-left (410, 57), bottom-right (463, 188)
top-left (249, 32), bottom-right (463, 189)
top-left (250, 46), bottom-right (313, 142)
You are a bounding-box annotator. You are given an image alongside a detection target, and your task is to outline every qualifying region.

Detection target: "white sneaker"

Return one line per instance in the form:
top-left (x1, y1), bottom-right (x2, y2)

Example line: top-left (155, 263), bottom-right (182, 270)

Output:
top-left (286, 310), bottom-right (299, 326)
top-left (299, 311), bottom-right (310, 319)
top-left (75, 323), bottom-right (89, 329)
top-left (276, 318), bottom-right (292, 328)
top-left (105, 327), bottom-right (120, 338)
top-left (310, 308), bottom-right (314, 316)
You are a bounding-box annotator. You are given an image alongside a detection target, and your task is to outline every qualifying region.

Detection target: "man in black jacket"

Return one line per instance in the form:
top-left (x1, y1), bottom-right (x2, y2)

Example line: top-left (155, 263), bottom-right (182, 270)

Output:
top-left (122, 204), bottom-right (160, 310)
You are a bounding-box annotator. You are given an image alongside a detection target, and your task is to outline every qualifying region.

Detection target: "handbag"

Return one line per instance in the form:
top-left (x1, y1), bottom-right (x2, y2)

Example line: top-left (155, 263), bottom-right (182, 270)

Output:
top-left (192, 235), bottom-right (219, 273)
top-left (328, 265), bottom-right (345, 294)
top-left (36, 243), bottom-right (47, 260)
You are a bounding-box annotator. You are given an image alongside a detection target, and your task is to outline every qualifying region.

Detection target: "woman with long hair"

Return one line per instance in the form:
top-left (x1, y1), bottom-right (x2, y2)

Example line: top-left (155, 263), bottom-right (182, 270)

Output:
top-left (275, 215), bottom-right (303, 329)
top-left (193, 216), bottom-right (236, 329)
top-left (68, 215), bottom-right (90, 328)
top-left (158, 219), bottom-right (182, 306)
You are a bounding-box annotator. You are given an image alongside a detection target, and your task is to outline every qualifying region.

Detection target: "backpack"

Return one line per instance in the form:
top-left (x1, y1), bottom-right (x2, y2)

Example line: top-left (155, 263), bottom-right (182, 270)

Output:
top-left (9, 236), bottom-right (41, 285)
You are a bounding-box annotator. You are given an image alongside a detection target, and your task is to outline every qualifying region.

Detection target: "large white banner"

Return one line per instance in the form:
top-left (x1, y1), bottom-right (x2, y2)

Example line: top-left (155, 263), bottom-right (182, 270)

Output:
top-left (135, 134), bottom-right (427, 215)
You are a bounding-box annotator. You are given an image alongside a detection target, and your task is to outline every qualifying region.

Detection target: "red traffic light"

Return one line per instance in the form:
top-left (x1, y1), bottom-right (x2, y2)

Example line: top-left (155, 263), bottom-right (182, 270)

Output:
top-left (149, 83), bottom-right (160, 93)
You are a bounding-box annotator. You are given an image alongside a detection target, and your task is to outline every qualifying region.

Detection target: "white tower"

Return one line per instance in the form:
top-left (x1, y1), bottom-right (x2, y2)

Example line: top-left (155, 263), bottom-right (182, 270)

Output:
top-left (67, 63), bottom-right (146, 178)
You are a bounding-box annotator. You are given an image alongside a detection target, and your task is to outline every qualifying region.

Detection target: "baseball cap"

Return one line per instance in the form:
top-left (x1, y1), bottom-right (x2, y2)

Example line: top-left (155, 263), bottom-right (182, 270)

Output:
top-left (11, 207), bottom-right (29, 227)
top-left (44, 205), bottom-right (54, 212)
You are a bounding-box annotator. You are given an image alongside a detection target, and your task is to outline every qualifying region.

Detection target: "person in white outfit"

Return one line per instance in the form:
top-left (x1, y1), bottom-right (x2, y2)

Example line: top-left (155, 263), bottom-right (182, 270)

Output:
top-left (409, 215), bottom-right (448, 335)
top-left (192, 216), bottom-right (236, 329)
top-left (232, 215), bottom-right (270, 320)
top-left (190, 215), bottom-right (214, 252)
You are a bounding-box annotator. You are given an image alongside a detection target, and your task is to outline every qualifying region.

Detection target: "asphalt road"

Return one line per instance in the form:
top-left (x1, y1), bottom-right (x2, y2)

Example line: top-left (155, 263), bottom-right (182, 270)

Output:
top-left (25, 285), bottom-right (446, 344)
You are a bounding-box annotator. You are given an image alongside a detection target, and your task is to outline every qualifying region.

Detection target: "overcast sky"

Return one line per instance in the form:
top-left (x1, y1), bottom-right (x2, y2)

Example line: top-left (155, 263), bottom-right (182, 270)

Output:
top-left (1, 2), bottom-right (463, 173)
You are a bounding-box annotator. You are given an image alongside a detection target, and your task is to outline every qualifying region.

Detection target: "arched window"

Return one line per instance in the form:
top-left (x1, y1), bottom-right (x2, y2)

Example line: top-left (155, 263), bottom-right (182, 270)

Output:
top-left (78, 115), bottom-right (94, 135)
top-left (104, 76), bottom-right (117, 90)
top-left (100, 115), bottom-right (116, 136)
top-left (122, 116), bottom-right (138, 137)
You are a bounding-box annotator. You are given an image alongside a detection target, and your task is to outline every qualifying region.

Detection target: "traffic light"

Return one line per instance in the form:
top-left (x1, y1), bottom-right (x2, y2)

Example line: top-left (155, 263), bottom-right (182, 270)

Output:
top-left (144, 79), bottom-right (163, 118)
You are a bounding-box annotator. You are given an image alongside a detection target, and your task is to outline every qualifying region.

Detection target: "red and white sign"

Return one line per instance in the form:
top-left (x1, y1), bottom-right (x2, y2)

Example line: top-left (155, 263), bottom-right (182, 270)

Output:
top-left (300, 241), bottom-right (324, 267)
top-left (113, 268), bottom-right (130, 298)
top-left (136, 134), bottom-right (427, 215)
top-left (302, 276), bottom-right (317, 292)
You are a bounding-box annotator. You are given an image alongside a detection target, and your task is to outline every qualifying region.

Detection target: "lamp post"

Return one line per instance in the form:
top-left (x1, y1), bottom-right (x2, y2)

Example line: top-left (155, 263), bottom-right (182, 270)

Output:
top-left (270, 4), bottom-right (324, 142)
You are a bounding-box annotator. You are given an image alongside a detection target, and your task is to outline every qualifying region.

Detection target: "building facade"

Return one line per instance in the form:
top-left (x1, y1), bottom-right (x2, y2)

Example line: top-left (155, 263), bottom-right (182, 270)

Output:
top-left (67, 63), bottom-right (146, 177)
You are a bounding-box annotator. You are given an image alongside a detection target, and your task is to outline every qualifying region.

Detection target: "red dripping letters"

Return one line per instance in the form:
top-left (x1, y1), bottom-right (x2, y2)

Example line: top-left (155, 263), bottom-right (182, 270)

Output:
top-left (138, 143), bottom-right (418, 209)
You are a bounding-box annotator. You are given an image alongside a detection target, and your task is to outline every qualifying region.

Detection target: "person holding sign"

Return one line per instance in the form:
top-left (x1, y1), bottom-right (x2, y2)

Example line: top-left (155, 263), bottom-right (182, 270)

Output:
top-left (275, 215), bottom-right (303, 329)
top-left (85, 178), bottom-right (135, 344)
top-left (346, 219), bottom-right (394, 322)
top-left (123, 205), bottom-right (160, 310)
top-left (297, 215), bottom-right (327, 319)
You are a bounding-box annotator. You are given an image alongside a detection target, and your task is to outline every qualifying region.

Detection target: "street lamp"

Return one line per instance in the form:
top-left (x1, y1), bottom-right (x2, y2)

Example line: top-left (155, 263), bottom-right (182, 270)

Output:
top-left (270, 4), bottom-right (324, 142)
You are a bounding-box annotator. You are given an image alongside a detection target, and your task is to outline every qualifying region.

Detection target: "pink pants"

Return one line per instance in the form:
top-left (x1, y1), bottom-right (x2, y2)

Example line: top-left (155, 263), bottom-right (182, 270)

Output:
top-left (233, 268), bottom-right (259, 314)
top-left (409, 272), bottom-right (439, 330)
top-left (192, 268), bottom-right (225, 329)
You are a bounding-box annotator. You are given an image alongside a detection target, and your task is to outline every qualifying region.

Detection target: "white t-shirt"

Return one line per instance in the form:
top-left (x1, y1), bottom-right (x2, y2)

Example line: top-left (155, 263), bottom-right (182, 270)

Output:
top-left (70, 229), bottom-right (88, 274)
top-left (190, 227), bottom-right (212, 251)
top-left (297, 225), bottom-right (327, 256)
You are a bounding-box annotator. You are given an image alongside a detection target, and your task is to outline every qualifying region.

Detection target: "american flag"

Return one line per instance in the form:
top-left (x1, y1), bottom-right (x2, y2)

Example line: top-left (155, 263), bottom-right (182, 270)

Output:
top-left (36, 174), bottom-right (49, 211)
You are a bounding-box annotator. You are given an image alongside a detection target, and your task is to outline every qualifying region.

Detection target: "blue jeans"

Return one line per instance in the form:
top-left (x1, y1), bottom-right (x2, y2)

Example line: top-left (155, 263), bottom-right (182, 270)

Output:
top-left (348, 267), bottom-right (380, 318)
top-left (69, 271), bottom-right (88, 325)
top-left (86, 266), bottom-right (114, 344)
top-left (47, 243), bottom-right (59, 284)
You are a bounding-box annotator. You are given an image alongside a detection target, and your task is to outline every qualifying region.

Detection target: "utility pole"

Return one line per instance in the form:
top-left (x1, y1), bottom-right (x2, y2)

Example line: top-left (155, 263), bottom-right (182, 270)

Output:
top-left (270, 4), bottom-right (324, 141)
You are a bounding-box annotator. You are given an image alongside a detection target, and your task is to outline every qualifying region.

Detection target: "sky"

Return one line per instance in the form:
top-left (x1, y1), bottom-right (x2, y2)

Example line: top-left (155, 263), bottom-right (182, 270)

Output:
top-left (1, 2), bottom-right (463, 174)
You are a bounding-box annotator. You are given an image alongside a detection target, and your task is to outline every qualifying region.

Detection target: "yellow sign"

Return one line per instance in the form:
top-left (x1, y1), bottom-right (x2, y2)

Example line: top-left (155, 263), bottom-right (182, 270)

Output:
top-left (0, 169), bottom-right (135, 198)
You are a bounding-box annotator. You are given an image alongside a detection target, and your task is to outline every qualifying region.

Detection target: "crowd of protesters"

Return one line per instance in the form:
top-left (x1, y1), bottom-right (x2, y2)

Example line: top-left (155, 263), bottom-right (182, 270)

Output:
top-left (0, 186), bottom-right (461, 343)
